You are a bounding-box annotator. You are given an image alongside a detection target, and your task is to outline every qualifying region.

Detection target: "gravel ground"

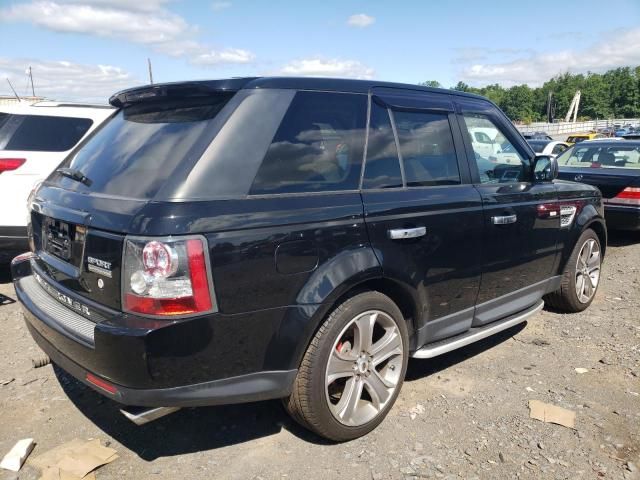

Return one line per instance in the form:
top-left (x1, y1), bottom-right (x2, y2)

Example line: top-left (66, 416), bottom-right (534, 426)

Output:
top-left (1, 232), bottom-right (639, 480)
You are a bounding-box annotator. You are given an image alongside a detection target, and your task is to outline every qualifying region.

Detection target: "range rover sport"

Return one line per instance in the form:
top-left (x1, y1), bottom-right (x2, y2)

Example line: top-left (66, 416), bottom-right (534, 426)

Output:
top-left (12, 77), bottom-right (606, 441)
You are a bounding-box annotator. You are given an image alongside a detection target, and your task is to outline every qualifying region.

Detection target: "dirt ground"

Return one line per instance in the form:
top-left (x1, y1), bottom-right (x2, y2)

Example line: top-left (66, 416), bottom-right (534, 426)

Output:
top-left (1, 232), bottom-right (639, 480)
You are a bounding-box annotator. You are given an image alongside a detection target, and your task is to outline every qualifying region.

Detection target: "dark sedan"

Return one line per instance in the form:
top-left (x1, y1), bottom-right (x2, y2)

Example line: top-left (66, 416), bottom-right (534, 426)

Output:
top-left (557, 140), bottom-right (640, 231)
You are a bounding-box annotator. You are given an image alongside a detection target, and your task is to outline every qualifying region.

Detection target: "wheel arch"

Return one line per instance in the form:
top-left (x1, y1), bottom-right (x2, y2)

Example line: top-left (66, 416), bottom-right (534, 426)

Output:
top-left (283, 272), bottom-right (422, 372)
top-left (585, 218), bottom-right (607, 258)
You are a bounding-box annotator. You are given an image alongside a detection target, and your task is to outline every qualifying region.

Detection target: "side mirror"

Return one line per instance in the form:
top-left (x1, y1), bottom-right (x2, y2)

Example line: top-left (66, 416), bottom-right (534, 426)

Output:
top-left (533, 154), bottom-right (558, 182)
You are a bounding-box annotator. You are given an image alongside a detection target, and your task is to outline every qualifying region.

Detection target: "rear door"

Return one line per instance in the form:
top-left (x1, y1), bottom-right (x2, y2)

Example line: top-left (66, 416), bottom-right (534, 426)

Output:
top-left (455, 97), bottom-right (559, 325)
top-left (361, 88), bottom-right (484, 345)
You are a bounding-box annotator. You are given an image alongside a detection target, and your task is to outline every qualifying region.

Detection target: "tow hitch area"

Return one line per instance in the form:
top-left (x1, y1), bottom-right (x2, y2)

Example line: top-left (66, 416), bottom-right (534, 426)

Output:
top-left (119, 406), bottom-right (181, 426)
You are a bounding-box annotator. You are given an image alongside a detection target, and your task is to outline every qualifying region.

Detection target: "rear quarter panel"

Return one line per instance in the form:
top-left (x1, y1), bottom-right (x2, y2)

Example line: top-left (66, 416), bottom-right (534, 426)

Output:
top-left (554, 180), bottom-right (606, 275)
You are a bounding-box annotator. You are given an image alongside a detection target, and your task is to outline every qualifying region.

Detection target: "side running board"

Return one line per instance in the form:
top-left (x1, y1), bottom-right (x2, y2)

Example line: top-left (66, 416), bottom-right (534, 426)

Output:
top-left (411, 300), bottom-right (544, 359)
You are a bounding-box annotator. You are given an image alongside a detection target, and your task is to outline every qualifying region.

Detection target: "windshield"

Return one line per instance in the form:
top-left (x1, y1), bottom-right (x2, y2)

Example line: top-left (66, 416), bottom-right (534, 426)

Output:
top-left (557, 145), bottom-right (640, 169)
top-left (51, 93), bottom-right (234, 199)
top-left (567, 136), bottom-right (587, 143)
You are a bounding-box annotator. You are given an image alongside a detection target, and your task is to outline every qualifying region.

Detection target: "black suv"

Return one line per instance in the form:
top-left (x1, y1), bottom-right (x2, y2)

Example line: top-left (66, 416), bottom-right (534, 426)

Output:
top-left (12, 77), bottom-right (606, 441)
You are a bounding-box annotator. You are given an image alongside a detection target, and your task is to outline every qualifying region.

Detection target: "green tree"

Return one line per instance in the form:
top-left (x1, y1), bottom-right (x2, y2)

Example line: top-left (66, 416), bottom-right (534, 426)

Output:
top-left (604, 67), bottom-right (640, 117)
top-left (581, 72), bottom-right (611, 119)
top-left (452, 81), bottom-right (470, 92)
top-left (418, 65), bottom-right (640, 121)
top-left (499, 85), bottom-right (534, 122)
top-left (419, 80), bottom-right (442, 88)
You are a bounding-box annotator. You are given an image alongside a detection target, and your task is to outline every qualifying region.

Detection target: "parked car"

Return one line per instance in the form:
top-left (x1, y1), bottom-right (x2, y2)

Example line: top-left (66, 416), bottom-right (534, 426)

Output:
top-left (557, 139), bottom-right (640, 230)
top-left (566, 132), bottom-right (606, 144)
top-left (622, 133), bottom-right (640, 140)
top-left (522, 131), bottom-right (553, 141)
top-left (527, 140), bottom-right (570, 158)
top-left (12, 78), bottom-right (606, 441)
top-left (0, 102), bottom-right (113, 263)
top-left (469, 126), bottom-right (521, 164)
top-left (597, 127), bottom-right (616, 137)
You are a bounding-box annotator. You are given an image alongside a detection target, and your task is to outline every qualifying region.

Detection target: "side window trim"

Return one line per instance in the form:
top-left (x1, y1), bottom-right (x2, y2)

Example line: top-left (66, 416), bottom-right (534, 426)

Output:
top-left (357, 91), bottom-right (373, 190)
top-left (360, 97), bottom-right (404, 191)
top-left (447, 112), bottom-right (473, 185)
top-left (387, 108), bottom-right (407, 188)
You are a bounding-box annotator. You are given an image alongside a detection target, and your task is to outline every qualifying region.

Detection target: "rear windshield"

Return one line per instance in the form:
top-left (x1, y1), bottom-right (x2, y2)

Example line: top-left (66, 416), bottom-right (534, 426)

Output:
top-left (557, 145), bottom-right (640, 169)
top-left (53, 94), bottom-right (234, 198)
top-left (528, 141), bottom-right (548, 153)
top-left (0, 114), bottom-right (93, 151)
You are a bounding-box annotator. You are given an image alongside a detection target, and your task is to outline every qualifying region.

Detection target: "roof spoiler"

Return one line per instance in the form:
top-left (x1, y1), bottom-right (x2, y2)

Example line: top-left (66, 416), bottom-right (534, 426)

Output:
top-left (109, 82), bottom-right (231, 108)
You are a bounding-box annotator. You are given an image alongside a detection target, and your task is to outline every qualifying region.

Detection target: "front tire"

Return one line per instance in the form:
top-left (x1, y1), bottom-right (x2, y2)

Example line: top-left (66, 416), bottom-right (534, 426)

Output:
top-left (544, 228), bottom-right (602, 312)
top-left (284, 291), bottom-right (409, 441)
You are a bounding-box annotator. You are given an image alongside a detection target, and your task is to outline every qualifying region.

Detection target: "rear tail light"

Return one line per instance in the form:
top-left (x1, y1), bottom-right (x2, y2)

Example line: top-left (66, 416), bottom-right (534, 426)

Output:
top-left (609, 187), bottom-right (640, 206)
top-left (123, 236), bottom-right (215, 317)
top-left (0, 158), bottom-right (26, 173)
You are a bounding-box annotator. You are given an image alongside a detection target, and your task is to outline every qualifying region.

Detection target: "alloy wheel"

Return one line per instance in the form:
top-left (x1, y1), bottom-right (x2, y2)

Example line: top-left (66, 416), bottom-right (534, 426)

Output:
top-left (575, 238), bottom-right (601, 303)
top-left (324, 310), bottom-right (404, 427)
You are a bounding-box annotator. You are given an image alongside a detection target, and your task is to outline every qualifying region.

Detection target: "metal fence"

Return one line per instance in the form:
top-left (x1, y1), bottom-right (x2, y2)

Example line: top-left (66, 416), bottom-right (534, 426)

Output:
top-left (516, 118), bottom-right (639, 135)
top-left (0, 96), bottom-right (44, 106)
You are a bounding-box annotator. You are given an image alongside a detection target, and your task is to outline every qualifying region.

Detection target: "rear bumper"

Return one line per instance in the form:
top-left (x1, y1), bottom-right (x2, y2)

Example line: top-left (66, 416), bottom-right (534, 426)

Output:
top-left (13, 256), bottom-right (297, 407)
top-left (0, 226), bottom-right (28, 263)
top-left (604, 204), bottom-right (640, 231)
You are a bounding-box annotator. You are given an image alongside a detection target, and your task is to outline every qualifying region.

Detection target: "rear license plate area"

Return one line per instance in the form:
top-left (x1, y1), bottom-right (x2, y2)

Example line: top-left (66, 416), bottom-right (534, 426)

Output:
top-left (42, 217), bottom-right (86, 266)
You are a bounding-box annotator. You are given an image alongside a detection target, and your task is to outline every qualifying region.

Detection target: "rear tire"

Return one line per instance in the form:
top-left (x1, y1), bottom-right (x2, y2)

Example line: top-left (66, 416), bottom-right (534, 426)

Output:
top-left (284, 291), bottom-right (409, 441)
top-left (544, 228), bottom-right (602, 312)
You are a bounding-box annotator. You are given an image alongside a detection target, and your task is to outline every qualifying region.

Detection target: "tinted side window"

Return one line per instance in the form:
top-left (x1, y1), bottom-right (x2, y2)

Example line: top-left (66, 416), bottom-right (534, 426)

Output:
top-left (1, 115), bottom-right (93, 152)
top-left (461, 114), bottom-right (526, 184)
top-left (362, 103), bottom-right (402, 189)
top-left (250, 91), bottom-right (367, 195)
top-left (394, 111), bottom-right (460, 187)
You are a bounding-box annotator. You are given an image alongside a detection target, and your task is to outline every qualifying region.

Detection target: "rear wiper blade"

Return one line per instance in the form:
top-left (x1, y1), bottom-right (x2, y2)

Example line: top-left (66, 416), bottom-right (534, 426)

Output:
top-left (56, 167), bottom-right (92, 186)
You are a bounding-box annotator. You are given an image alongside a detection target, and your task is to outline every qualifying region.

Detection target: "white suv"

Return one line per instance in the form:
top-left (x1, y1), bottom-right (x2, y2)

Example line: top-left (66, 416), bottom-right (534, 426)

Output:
top-left (0, 102), bottom-right (113, 262)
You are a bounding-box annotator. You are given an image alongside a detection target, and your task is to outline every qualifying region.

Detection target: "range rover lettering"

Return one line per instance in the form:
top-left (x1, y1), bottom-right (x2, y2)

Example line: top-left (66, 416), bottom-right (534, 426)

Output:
top-left (12, 77), bottom-right (606, 441)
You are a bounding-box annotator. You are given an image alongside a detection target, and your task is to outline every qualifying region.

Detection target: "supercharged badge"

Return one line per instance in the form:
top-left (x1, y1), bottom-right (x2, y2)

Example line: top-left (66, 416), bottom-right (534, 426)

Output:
top-left (87, 256), bottom-right (113, 278)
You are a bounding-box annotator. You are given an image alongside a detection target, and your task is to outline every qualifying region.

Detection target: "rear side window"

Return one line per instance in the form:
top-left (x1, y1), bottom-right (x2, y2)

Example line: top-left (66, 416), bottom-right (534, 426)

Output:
top-left (362, 103), bottom-right (402, 189)
top-left (250, 91), bottom-right (367, 195)
top-left (393, 111), bottom-right (460, 187)
top-left (0, 114), bottom-right (92, 152)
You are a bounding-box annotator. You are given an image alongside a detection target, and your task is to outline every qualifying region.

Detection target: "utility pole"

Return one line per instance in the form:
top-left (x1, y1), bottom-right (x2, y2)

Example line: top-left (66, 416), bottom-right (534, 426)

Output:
top-left (28, 66), bottom-right (35, 97)
top-left (546, 91), bottom-right (553, 123)
top-left (6, 78), bottom-right (21, 101)
top-left (147, 58), bottom-right (154, 85)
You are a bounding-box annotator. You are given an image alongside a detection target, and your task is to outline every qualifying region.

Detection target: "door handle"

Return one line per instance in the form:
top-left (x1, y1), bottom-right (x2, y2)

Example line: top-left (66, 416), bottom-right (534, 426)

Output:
top-left (388, 227), bottom-right (427, 240)
top-left (491, 214), bottom-right (517, 225)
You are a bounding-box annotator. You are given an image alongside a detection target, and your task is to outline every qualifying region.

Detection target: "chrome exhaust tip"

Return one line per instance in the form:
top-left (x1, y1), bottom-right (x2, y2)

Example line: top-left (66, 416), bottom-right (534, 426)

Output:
top-left (120, 406), bottom-right (181, 426)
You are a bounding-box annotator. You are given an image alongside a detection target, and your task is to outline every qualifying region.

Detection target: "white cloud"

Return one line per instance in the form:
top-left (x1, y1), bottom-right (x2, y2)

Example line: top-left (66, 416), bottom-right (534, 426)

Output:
top-left (192, 48), bottom-right (254, 65)
top-left (459, 28), bottom-right (640, 86)
top-left (0, 1), bottom-right (255, 67)
top-left (347, 13), bottom-right (375, 28)
top-left (61, 0), bottom-right (173, 12)
top-left (211, 1), bottom-right (231, 11)
top-left (0, 57), bottom-right (138, 102)
top-left (280, 58), bottom-right (375, 79)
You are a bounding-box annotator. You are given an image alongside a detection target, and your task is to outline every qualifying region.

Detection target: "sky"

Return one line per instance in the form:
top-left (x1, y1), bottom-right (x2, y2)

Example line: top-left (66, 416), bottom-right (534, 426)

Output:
top-left (0, 0), bottom-right (639, 103)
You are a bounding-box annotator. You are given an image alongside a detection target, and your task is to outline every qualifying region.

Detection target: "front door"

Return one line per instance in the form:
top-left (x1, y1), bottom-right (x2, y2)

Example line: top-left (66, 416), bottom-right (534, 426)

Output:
top-left (455, 97), bottom-right (559, 325)
top-left (361, 89), bottom-right (484, 346)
